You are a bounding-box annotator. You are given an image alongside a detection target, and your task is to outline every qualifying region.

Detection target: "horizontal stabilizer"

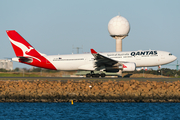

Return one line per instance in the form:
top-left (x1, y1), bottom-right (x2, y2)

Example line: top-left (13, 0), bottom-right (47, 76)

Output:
top-left (11, 57), bottom-right (33, 63)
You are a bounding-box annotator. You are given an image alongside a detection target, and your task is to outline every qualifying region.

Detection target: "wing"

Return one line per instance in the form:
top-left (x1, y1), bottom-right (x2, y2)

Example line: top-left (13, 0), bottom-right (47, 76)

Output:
top-left (90, 49), bottom-right (119, 67)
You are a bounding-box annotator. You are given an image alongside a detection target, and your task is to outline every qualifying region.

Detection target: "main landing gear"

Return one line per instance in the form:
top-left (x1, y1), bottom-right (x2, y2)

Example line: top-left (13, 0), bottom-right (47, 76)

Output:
top-left (86, 71), bottom-right (106, 78)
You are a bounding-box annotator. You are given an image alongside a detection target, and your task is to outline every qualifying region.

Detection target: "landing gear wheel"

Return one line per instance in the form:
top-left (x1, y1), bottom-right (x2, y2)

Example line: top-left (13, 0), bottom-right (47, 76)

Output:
top-left (91, 74), bottom-right (96, 78)
top-left (95, 74), bottom-right (100, 78)
top-left (86, 73), bottom-right (91, 78)
top-left (100, 73), bottom-right (106, 78)
top-left (86, 71), bottom-right (103, 78)
top-left (91, 74), bottom-right (100, 78)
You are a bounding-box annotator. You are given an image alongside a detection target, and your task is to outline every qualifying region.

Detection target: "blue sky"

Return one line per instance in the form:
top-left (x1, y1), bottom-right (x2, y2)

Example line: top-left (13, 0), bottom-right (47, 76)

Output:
top-left (0, 0), bottom-right (180, 70)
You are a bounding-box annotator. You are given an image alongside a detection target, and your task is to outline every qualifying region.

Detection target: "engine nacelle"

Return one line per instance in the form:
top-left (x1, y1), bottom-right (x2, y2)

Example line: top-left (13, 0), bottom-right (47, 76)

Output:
top-left (104, 69), bottom-right (119, 72)
top-left (104, 62), bottom-right (136, 72)
top-left (122, 62), bottom-right (136, 71)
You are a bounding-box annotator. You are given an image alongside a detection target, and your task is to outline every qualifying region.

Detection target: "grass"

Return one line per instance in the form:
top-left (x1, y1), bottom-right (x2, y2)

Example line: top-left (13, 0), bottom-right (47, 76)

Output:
top-left (0, 72), bottom-right (41, 77)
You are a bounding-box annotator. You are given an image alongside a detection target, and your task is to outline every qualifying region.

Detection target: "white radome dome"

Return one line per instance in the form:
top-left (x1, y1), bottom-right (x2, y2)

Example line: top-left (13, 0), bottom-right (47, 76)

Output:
top-left (108, 15), bottom-right (130, 37)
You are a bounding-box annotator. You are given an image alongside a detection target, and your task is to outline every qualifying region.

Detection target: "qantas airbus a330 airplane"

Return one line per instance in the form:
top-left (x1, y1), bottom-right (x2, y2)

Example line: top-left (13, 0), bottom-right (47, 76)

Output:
top-left (6, 30), bottom-right (177, 78)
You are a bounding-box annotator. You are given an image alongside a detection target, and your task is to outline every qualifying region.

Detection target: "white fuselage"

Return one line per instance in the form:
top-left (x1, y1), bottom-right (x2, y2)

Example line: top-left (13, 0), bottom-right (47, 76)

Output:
top-left (8, 30), bottom-right (177, 72)
top-left (40, 50), bottom-right (176, 71)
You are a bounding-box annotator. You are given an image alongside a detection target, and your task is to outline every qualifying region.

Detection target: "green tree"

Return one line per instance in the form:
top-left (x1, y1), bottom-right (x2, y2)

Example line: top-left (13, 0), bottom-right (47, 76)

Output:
top-left (0, 68), bottom-right (7, 72)
top-left (14, 67), bottom-right (20, 72)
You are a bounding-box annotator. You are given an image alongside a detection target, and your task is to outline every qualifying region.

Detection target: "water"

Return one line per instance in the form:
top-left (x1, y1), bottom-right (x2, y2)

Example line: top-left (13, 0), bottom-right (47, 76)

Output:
top-left (0, 102), bottom-right (179, 120)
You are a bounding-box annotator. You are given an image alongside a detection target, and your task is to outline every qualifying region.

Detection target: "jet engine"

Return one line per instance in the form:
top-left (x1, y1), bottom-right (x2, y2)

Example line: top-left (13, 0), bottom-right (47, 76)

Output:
top-left (105, 62), bottom-right (136, 72)
top-left (122, 62), bottom-right (136, 71)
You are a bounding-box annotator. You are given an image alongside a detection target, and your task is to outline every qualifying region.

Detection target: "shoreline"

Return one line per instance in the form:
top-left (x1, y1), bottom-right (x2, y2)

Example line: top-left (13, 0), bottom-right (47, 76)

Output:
top-left (0, 79), bottom-right (180, 102)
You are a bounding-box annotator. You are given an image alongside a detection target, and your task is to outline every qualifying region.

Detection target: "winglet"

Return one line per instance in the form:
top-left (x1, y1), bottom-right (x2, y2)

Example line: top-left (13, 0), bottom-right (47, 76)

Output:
top-left (90, 49), bottom-right (97, 54)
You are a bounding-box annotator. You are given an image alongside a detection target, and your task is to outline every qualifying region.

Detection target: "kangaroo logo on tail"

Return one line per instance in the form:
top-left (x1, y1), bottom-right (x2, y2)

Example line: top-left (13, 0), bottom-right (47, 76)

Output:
top-left (10, 38), bottom-right (34, 55)
top-left (6, 30), bottom-right (57, 70)
top-left (7, 30), bottom-right (41, 62)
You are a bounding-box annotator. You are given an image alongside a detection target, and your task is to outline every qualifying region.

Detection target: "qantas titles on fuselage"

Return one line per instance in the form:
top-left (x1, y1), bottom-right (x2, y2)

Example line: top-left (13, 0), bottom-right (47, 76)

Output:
top-left (107, 50), bottom-right (158, 57)
top-left (131, 51), bottom-right (157, 56)
top-left (53, 50), bottom-right (158, 61)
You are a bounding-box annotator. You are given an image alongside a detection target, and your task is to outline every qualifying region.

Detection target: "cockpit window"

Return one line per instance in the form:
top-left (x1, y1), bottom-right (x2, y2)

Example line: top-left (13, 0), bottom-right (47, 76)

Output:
top-left (169, 53), bottom-right (172, 56)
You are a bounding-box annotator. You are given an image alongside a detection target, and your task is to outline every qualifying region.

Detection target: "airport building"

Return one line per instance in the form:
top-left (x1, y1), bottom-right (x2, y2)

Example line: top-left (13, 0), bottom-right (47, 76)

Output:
top-left (0, 59), bottom-right (13, 70)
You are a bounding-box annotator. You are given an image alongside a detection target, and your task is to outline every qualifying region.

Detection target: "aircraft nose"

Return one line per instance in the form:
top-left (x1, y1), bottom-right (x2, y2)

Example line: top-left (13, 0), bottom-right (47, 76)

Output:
top-left (172, 55), bottom-right (177, 61)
